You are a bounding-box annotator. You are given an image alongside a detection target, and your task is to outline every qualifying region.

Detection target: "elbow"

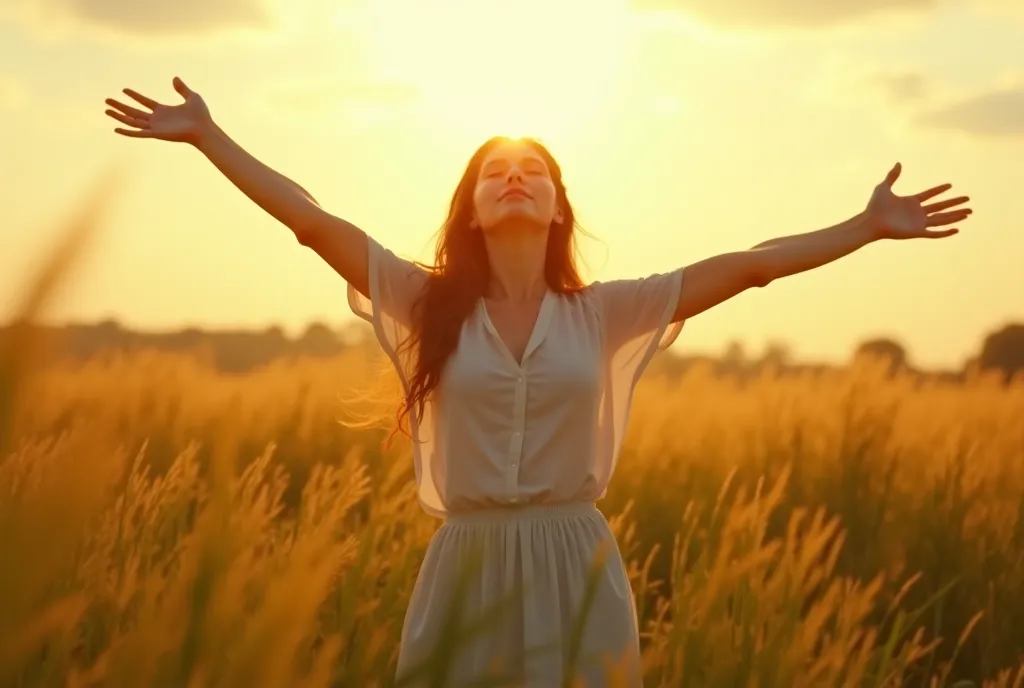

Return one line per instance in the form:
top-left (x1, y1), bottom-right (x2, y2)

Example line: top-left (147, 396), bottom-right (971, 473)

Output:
top-left (294, 224), bottom-right (316, 247)
top-left (284, 192), bottom-right (326, 246)
top-left (747, 256), bottom-right (775, 289)
top-left (291, 209), bottom-right (325, 247)
top-left (750, 269), bottom-right (773, 289)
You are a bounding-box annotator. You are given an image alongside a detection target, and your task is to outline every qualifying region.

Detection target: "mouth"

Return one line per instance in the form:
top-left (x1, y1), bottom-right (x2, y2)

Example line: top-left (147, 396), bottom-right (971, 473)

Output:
top-left (499, 188), bottom-right (531, 201)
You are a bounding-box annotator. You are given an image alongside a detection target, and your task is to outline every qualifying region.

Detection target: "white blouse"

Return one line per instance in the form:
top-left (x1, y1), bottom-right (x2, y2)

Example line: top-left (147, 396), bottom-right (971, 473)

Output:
top-left (348, 236), bottom-right (684, 518)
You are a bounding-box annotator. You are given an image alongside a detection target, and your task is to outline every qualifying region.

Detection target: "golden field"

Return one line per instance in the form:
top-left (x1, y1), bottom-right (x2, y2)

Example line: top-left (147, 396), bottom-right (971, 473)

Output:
top-left (2, 342), bottom-right (1024, 687)
top-left (3, 187), bottom-right (1023, 687)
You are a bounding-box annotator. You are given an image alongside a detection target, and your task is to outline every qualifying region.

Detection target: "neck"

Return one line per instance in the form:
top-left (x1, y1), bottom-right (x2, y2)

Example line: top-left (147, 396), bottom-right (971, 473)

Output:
top-left (482, 226), bottom-right (549, 301)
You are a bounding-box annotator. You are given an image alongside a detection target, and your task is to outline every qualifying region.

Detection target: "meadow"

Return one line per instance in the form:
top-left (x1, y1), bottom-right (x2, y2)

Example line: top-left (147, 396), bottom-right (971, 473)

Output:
top-left (3, 188), bottom-right (1024, 687)
top-left (2, 337), bottom-right (1024, 687)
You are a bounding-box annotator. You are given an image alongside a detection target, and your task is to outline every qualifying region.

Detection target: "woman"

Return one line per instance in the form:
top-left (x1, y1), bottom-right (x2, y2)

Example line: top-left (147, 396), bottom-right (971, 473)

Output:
top-left (104, 77), bottom-right (972, 686)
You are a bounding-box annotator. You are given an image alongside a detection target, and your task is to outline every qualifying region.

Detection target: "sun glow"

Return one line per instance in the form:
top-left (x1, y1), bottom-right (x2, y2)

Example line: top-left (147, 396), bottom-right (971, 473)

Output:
top-left (366, 0), bottom-right (629, 142)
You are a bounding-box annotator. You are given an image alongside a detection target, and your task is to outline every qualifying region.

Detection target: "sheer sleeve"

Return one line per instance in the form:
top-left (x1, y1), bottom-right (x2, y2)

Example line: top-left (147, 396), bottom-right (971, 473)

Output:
top-left (590, 268), bottom-right (685, 483)
top-left (348, 237), bottom-right (443, 512)
top-left (592, 268), bottom-right (685, 380)
top-left (347, 235), bottom-right (428, 384)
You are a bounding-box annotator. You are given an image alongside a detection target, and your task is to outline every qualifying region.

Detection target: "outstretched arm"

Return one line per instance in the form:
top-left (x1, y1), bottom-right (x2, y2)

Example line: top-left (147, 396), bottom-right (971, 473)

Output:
top-left (193, 121), bottom-right (371, 295)
top-left (671, 163), bottom-right (972, 323)
top-left (105, 77), bottom-right (376, 297)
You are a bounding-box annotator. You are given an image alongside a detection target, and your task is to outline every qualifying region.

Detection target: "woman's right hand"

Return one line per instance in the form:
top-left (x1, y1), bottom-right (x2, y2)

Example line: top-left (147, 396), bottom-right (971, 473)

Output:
top-left (105, 77), bottom-right (212, 146)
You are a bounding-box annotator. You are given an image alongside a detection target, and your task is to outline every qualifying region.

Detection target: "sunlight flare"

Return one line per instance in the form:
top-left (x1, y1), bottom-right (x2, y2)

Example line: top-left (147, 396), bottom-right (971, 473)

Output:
top-left (366, 0), bottom-right (629, 141)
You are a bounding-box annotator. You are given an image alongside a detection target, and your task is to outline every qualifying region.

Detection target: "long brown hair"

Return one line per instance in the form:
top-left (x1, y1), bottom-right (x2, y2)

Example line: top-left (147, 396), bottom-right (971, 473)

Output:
top-left (392, 136), bottom-right (587, 439)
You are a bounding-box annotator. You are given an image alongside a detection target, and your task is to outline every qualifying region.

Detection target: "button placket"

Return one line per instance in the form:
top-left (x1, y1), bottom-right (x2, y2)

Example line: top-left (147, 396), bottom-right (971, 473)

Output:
top-left (505, 369), bottom-right (528, 503)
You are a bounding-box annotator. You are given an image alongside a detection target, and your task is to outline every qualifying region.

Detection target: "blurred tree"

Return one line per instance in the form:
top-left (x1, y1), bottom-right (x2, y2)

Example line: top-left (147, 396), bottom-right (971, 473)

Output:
top-left (853, 337), bottom-right (908, 373)
top-left (264, 325), bottom-right (287, 343)
top-left (720, 339), bottom-right (747, 377)
top-left (723, 340), bottom-right (746, 366)
top-left (760, 340), bottom-right (792, 370)
top-left (977, 324), bottom-right (1024, 382)
top-left (299, 322), bottom-right (342, 357)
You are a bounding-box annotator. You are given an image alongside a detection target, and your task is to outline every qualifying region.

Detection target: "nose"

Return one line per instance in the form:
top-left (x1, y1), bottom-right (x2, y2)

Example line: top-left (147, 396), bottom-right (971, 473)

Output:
top-left (505, 166), bottom-right (525, 183)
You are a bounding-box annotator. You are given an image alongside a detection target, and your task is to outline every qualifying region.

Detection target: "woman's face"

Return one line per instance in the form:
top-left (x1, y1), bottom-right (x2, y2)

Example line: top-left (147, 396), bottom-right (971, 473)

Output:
top-left (471, 139), bottom-right (563, 234)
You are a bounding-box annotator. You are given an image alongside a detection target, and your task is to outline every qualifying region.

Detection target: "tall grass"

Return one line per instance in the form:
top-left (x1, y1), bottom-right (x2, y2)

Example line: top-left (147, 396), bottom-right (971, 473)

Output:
top-left (2, 187), bottom-right (1023, 686)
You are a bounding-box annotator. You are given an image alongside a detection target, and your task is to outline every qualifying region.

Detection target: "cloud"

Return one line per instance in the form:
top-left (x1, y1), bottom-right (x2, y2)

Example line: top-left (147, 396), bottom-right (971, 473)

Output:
top-left (6, 0), bottom-right (275, 37)
top-left (630, 0), bottom-right (936, 30)
top-left (813, 60), bottom-right (1024, 139)
top-left (807, 58), bottom-right (933, 110)
top-left (917, 87), bottom-right (1024, 137)
top-left (866, 72), bottom-right (931, 106)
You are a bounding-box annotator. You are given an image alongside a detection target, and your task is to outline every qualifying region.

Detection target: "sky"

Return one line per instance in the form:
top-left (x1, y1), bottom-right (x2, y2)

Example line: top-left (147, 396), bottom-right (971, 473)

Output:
top-left (1, 0), bottom-right (1022, 369)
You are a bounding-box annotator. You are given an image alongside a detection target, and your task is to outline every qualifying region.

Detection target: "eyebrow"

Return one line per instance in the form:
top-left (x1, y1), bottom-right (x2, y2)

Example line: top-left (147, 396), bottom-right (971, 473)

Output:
top-left (481, 156), bottom-right (546, 171)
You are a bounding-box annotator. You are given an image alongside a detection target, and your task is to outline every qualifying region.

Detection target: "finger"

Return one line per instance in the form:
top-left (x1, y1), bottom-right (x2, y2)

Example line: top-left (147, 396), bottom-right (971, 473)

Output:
top-left (114, 128), bottom-right (155, 139)
top-left (105, 98), bottom-right (150, 120)
top-left (926, 209), bottom-right (972, 227)
top-left (105, 109), bottom-right (149, 129)
top-left (923, 196), bottom-right (970, 214)
top-left (923, 228), bottom-right (959, 239)
top-left (123, 88), bottom-right (159, 110)
top-left (883, 162), bottom-right (902, 188)
top-left (173, 76), bottom-right (192, 99)
top-left (913, 183), bottom-right (952, 202)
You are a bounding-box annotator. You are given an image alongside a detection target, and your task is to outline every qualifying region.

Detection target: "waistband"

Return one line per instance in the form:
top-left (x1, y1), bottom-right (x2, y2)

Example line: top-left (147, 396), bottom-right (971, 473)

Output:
top-left (444, 501), bottom-right (599, 525)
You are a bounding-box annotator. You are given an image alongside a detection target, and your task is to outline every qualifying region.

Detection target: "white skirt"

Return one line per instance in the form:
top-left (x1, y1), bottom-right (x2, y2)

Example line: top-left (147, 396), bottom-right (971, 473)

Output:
top-left (396, 501), bottom-right (643, 687)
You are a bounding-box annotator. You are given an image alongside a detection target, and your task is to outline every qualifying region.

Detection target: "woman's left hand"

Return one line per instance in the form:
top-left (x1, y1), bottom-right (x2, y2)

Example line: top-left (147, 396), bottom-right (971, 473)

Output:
top-left (865, 163), bottom-right (973, 240)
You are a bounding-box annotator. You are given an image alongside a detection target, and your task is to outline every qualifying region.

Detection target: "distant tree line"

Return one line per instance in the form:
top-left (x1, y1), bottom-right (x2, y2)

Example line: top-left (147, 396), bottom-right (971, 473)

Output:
top-left (852, 324), bottom-right (1024, 383)
top-left (2, 319), bottom-right (1022, 383)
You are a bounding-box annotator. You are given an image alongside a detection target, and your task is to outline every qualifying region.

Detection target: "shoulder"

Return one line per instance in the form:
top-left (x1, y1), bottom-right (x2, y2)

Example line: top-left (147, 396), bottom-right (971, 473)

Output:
top-left (567, 282), bottom-right (612, 308)
top-left (551, 285), bottom-right (604, 322)
top-left (555, 284), bottom-right (600, 303)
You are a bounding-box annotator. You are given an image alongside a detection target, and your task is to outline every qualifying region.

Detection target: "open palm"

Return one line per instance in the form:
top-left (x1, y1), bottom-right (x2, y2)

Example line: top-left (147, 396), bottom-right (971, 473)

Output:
top-left (104, 77), bottom-right (211, 145)
top-left (866, 163), bottom-right (972, 240)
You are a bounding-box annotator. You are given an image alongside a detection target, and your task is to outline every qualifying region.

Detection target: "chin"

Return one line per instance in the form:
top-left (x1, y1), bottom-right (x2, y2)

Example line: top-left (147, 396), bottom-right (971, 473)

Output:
top-left (483, 208), bottom-right (551, 233)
